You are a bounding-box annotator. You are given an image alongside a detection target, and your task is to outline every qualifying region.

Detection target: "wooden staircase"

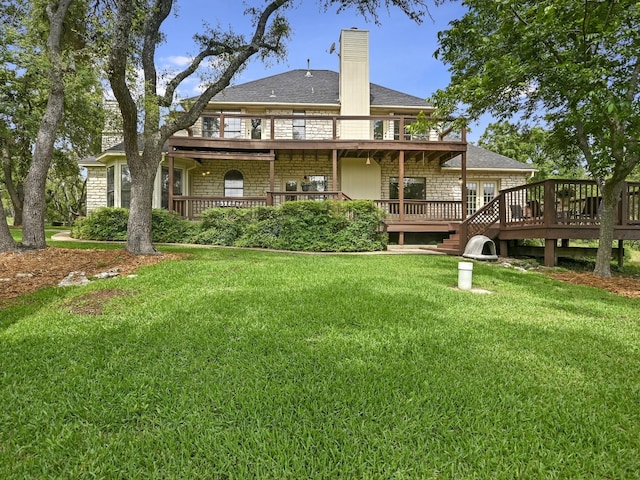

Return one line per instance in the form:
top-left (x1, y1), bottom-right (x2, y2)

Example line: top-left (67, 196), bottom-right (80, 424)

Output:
top-left (436, 232), bottom-right (462, 254)
top-left (435, 195), bottom-right (503, 255)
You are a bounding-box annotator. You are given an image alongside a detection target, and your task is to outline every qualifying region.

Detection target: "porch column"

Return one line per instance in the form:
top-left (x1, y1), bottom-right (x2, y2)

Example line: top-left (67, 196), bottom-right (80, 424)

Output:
top-left (399, 150), bottom-right (405, 223)
top-left (332, 150), bottom-right (338, 191)
top-left (269, 150), bottom-right (275, 193)
top-left (618, 240), bottom-right (625, 267)
top-left (168, 155), bottom-right (174, 214)
top-left (544, 238), bottom-right (556, 267)
top-left (461, 127), bottom-right (468, 219)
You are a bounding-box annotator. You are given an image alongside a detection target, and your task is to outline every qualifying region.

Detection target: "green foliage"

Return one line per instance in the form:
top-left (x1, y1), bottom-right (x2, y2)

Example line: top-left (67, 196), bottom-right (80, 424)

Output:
top-left (150, 209), bottom-right (198, 243)
top-left (431, 0), bottom-right (640, 276)
top-left (478, 121), bottom-right (587, 181)
top-left (71, 207), bottom-right (195, 243)
top-left (71, 207), bottom-right (129, 241)
top-left (193, 201), bottom-right (386, 252)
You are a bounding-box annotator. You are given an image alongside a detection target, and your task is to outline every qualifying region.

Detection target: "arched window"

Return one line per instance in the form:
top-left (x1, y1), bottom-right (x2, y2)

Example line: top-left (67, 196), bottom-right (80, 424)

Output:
top-left (224, 170), bottom-right (244, 197)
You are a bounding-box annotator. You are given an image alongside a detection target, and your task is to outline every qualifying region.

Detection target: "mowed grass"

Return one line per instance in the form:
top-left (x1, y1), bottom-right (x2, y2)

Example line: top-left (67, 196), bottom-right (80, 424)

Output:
top-left (1, 245), bottom-right (639, 479)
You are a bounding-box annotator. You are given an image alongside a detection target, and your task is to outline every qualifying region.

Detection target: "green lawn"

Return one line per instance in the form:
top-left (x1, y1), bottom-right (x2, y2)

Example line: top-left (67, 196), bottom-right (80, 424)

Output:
top-left (1, 244), bottom-right (639, 479)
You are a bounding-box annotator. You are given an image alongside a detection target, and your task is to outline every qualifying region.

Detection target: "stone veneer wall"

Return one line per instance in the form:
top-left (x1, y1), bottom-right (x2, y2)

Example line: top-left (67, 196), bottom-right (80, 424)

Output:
top-left (189, 155), bottom-right (530, 200)
top-left (380, 160), bottom-right (462, 201)
top-left (85, 166), bottom-right (107, 214)
top-left (190, 152), bottom-right (333, 197)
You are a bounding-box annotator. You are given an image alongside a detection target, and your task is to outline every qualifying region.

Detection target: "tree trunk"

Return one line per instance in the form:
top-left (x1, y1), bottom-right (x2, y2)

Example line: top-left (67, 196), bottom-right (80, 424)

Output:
top-left (12, 189), bottom-right (23, 227)
top-left (1, 142), bottom-right (24, 226)
top-left (125, 148), bottom-right (162, 255)
top-left (20, 0), bottom-right (73, 249)
top-left (0, 196), bottom-right (17, 252)
top-left (593, 179), bottom-right (624, 277)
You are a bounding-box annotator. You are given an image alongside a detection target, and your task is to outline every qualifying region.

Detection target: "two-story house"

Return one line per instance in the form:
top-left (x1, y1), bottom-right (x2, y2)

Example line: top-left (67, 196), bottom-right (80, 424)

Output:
top-left (82, 28), bottom-right (535, 246)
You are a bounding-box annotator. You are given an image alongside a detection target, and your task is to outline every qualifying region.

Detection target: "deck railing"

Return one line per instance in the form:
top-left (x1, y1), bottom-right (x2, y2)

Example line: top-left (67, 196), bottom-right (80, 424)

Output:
top-left (460, 179), bottom-right (640, 244)
top-left (172, 196), bottom-right (267, 219)
top-left (267, 191), bottom-right (348, 206)
top-left (501, 179), bottom-right (640, 228)
top-left (195, 112), bottom-right (460, 143)
top-left (375, 200), bottom-right (462, 221)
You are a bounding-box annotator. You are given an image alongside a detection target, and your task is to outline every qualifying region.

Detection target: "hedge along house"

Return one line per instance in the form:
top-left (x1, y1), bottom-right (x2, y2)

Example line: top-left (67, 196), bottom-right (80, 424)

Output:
top-left (82, 28), bottom-right (535, 247)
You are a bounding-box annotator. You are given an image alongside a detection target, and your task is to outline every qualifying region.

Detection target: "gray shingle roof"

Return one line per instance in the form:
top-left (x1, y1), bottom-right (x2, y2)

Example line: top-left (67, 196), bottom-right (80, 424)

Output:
top-left (105, 139), bottom-right (169, 153)
top-left (208, 69), bottom-right (429, 108)
top-left (444, 144), bottom-right (535, 171)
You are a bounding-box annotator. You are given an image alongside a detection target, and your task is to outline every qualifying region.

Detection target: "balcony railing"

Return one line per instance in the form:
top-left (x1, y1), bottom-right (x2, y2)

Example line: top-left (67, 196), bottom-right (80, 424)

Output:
top-left (194, 113), bottom-right (462, 143)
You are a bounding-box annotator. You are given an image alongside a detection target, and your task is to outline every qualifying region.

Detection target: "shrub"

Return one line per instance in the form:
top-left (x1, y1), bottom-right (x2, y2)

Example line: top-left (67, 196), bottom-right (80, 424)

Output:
top-left (192, 208), bottom-right (250, 246)
top-left (71, 207), bottom-right (129, 241)
top-left (151, 209), bottom-right (198, 243)
top-left (193, 201), bottom-right (386, 252)
top-left (71, 207), bottom-right (195, 243)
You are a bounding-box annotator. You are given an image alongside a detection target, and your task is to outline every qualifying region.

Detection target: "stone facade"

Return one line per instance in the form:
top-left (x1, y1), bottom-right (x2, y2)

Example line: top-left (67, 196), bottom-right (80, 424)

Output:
top-left (190, 152), bottom-right (334, 197)
top-left (85, 166), bottom-right (107, 213)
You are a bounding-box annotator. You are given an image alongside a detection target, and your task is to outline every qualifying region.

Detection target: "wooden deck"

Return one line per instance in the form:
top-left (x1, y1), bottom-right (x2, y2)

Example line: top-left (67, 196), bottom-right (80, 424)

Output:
top-left (457, 179), bottom-right (640, 266)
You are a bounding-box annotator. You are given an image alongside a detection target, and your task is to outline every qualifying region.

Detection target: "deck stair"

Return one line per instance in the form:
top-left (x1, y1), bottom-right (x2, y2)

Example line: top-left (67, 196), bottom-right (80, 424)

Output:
top-left (436, 195), bottom-right (502, 254)
top-left (435, 232), bottom-right (462, 254)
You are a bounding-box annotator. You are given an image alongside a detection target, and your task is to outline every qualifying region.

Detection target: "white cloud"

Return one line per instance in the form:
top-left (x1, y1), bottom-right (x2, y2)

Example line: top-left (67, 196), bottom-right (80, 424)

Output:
top-left (163, 55), bottom-right (194, 67)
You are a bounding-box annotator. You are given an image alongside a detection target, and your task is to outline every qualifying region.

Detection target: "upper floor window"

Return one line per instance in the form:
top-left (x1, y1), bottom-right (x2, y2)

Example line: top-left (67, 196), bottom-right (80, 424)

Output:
top-left (224, 170), bottom-right (244, 197)
top-left (373, 120), bottom-right (384, 140)
top-left (202, 110), bottom-right (241, 138)
top-left (251, 118), bottom-right (262, 139)
top-left (292, 110), bottom-right (305, 139)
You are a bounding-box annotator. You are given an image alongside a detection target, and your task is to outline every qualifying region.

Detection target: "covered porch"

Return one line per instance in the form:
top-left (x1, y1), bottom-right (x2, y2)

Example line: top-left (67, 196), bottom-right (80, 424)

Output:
top-left (166, 113), bottom-right (470, 243)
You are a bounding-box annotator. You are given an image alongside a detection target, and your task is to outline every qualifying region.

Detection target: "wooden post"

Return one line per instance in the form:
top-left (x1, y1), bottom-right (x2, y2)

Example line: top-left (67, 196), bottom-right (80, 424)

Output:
top-left (620, 181), bottom-right (629, 226)
top-left (168, 155), bottom-right (174, 213)
top-left (543, 180), bottom-right (556, 227)
top-left (544, 238), bottom-right (556, 267)
top-left (332, 150), bottom-right (338, 191)
top-left (499, 240), bottom-right (509, 258)
top-left (618, 239), bottom-right (625, 267)
top-left (399, 150), bottom-right (405, 223)
top-left (269, 151), bottom-right (275, 193)
top-left (461, 128), bottom-right (468, 219)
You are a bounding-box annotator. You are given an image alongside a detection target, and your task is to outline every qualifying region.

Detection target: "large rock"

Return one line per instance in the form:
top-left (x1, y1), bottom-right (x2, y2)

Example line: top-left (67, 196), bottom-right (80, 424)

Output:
top-left (58, 271), bottom-right (90, 287)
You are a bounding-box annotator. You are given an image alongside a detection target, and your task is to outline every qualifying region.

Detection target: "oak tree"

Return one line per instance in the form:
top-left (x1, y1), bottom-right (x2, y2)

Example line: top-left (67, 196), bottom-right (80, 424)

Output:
top-left (431, 0), bottom-right (640, 276)
top-left (103, 0), bottom-right (434, 255)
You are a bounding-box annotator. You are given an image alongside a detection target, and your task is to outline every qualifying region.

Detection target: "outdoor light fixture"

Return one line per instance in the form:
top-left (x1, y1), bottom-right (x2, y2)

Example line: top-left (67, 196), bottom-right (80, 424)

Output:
top-left (366, 152), bottom-right (371, 165)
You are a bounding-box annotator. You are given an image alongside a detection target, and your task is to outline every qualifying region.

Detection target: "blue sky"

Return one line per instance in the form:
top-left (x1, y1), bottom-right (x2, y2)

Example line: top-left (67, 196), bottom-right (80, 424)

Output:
top-left (156, 1), bottom-right (489, 140)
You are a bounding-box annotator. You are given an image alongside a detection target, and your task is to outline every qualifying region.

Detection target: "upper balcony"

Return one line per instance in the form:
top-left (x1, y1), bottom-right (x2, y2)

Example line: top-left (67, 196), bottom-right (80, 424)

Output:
top-left (168, 112), bottom-right (467, 161)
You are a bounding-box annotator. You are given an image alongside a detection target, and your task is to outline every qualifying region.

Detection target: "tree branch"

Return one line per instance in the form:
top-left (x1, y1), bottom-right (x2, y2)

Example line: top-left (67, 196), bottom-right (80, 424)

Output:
top-left (161, 0), bottom-right (290, 138)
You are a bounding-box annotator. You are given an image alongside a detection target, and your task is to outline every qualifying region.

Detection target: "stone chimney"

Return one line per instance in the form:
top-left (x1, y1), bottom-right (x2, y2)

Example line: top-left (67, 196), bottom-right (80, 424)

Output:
top-left (339, 28), bottom-right (370, 139)
top-left (101, 99), bottom-right (124, 152)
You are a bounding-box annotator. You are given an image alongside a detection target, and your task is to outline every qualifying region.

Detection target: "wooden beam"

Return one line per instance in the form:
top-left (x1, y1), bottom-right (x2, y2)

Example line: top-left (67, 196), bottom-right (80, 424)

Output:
top-left (544, 238), bottom-right (556, 267)
top-left (332, 150), bottom-right (338, 191)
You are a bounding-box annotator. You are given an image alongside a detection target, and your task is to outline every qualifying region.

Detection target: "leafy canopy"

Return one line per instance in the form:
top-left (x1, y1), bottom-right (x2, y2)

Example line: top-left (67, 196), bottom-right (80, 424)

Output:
top-left (478, 121), bottom-right (586, 181)
top-left (431, 0), bottom-right (640, 180)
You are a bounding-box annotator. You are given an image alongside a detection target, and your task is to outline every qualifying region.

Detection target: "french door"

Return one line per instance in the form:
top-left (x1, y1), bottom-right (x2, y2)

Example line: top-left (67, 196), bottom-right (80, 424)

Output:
top-left (466, 181), bottom-right (497, 215)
